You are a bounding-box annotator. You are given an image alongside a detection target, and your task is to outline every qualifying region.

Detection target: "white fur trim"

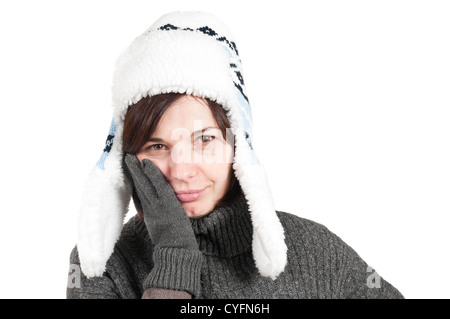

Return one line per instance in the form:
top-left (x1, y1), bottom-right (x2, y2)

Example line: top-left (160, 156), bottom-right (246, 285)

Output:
top-left (77, 124), bottom-right (131, 277)
top-left (112, 29), bottom-right (236, 123)
top-left (232, 129), bottom-right (287, 279)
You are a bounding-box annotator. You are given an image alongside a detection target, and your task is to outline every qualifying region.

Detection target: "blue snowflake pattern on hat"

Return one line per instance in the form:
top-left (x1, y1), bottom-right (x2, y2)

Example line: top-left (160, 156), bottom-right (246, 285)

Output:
top-left (96, 118), bottom-right (116, 170)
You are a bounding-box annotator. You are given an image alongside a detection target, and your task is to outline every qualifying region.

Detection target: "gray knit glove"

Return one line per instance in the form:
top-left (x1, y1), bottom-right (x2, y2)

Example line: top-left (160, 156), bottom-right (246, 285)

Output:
top-left (124, 154), bottom-right (203, 297)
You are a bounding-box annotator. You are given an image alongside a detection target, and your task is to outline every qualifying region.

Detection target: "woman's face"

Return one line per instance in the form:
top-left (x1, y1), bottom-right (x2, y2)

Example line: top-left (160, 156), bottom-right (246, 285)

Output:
top-left (136, 95), bottom-right (234, 218)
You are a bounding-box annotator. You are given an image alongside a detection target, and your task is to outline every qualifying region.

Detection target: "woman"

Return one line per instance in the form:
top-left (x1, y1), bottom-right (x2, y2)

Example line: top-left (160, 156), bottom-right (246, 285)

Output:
top-left (67, 11), bottom-right (404, 299)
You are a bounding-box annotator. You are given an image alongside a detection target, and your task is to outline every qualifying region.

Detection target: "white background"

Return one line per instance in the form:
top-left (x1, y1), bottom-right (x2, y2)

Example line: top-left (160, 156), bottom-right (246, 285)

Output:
top-left (0, 0), bottom-right (448, 299)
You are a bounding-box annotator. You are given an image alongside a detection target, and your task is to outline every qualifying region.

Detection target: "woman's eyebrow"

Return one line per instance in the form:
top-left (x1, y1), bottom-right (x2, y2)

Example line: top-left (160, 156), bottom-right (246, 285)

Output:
top-left (147, 137), bottom-right (165, 143)
top-left (148, 127), bottom-right (220, 142)
top-left (192, 127), bottom-right (220, 135)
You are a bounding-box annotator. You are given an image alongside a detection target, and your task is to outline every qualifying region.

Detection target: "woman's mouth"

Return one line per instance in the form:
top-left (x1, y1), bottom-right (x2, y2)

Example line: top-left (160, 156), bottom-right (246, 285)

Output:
top-left (175, 188), bottom-right (206, 202)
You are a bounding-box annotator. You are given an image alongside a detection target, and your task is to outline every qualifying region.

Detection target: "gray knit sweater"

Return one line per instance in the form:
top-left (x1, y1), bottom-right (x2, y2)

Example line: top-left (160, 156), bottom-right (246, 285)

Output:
top-left (67, 195), bottom-right (404, 299)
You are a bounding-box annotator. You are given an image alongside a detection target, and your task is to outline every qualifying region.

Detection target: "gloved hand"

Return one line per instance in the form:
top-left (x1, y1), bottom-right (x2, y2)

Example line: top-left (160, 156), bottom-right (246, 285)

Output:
top-left (124, 154), bottom-right (203, 297)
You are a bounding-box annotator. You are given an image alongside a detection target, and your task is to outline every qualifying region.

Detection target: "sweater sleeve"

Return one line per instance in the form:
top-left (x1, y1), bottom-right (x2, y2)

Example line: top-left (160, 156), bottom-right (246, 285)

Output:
top-left (337, 239), bottom-right (404, 299)
top-left (66, 243), bottom-right (197, 299)
top-left (66, 246), bottom-right (121, 299)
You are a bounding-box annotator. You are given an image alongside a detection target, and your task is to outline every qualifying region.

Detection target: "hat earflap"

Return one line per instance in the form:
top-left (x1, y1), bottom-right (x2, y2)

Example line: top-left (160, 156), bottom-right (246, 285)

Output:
top-left (77, 119), bottom-right (132, 277)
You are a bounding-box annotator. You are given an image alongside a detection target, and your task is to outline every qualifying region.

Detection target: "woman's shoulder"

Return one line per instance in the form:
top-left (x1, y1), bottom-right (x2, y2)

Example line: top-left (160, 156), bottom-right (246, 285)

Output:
top-left (275, 210), bottom-right (350, 254)
top-left (113, 214), bottom-right (152, 258)
top-left (276, 210), bottom-right (326, 227)
top-left (275, 210), bottom-right (405, 299)
top-left (69, 214), bottom-right (151, 272)
top-left (276, 210), bottom-right (339, 239)
top-left (67, 215), bottom-right (149, 299)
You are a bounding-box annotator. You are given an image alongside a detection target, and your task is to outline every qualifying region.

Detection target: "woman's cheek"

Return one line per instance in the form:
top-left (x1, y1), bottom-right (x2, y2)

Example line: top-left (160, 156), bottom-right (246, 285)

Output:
top-left (201, 141), bottom-right (233, 164)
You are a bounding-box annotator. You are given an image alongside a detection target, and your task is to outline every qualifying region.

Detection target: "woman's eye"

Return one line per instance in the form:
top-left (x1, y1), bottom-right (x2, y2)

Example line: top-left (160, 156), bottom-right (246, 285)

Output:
top-left (147, 144), bottom-right (167, 151)
top-left (198, 135), bottom-right (215, 143)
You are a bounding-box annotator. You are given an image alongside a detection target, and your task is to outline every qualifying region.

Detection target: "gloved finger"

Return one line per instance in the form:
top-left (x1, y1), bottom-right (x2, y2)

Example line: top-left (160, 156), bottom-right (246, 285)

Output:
top-left (141, 158), bottom-right (178, 202)
top-left (124, 154), bottom-right (158, 200)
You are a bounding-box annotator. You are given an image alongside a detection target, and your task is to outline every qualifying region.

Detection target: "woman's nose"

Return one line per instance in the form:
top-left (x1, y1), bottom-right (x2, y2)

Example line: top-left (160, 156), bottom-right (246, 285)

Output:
top-left (168, 160), bottom-right (197, 181)
top-left (168, 143), bottom-right (198, 181)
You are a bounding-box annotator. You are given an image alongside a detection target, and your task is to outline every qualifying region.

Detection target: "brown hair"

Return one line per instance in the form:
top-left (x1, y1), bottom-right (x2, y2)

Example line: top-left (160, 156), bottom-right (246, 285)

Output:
top-left (123, 93), bottom-right (242, 219)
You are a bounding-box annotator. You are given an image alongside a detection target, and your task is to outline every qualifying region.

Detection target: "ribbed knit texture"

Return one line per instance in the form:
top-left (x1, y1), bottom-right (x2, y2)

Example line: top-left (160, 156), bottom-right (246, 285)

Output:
top-left (144, 247), bottom-right (203, 296)
top-left (67, 195), bottom-right (404, 299)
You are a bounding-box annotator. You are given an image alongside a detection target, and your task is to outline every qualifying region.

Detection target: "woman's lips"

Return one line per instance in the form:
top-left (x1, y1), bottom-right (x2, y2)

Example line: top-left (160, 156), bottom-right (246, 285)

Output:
top-left (175, 188), bottom-right (206, 202)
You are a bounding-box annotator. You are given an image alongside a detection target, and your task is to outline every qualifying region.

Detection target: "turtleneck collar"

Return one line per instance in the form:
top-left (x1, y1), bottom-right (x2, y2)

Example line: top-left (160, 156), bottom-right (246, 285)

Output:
top-left (190, 194), bottom-right (253, 258)
top-left (133, 194), bottom-right (253, 258)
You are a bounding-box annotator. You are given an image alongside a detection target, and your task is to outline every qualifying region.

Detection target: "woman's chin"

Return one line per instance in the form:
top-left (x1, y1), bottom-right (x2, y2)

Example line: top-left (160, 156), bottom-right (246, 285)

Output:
top-left (182, 201), bottom-right (213, 219)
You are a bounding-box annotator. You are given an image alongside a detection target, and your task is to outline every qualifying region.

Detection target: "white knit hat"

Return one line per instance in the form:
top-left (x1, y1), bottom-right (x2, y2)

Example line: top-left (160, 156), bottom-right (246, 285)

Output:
top-left (78, 11), bottom-right (287, 280)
